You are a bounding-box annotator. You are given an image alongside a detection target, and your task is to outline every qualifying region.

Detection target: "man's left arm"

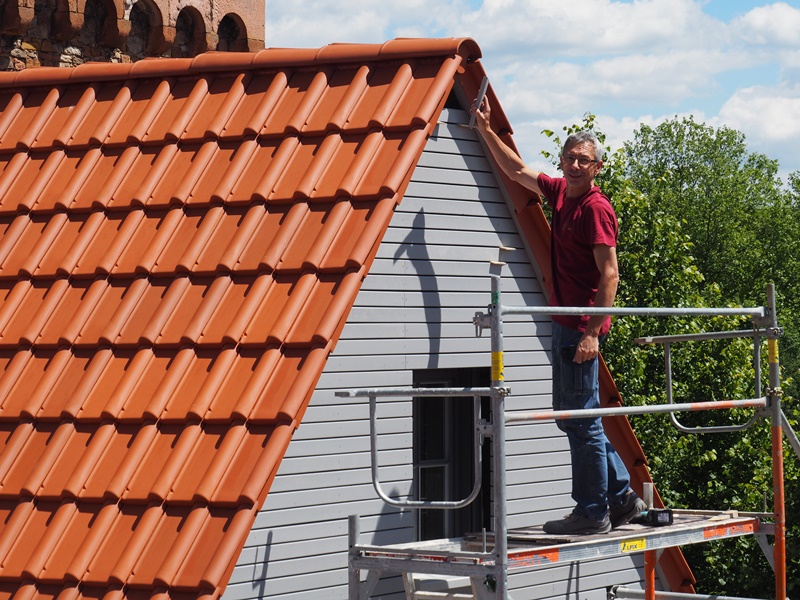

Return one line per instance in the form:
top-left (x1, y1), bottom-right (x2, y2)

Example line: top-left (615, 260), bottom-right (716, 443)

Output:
top-left (574, 244), bottom-right (619, 363)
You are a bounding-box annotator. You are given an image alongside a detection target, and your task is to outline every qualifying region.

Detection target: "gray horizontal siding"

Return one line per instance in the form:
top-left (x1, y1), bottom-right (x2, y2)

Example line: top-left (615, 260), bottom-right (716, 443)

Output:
top-left (510, 555), bottom-right (645, 598)
top-left (227, 106), bottom-right (644, 600)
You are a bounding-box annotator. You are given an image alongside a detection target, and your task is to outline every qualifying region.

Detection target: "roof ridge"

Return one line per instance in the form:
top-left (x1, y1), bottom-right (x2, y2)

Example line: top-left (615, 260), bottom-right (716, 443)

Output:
top-left (0, 38), bottom-right (480, 90)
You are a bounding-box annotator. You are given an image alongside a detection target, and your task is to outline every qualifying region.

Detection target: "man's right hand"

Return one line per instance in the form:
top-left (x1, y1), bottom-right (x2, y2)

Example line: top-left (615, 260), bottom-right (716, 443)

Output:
top-left (469, 96), bottom-right (543, 196)
top-left (470, 96), bottom-right (491, 131)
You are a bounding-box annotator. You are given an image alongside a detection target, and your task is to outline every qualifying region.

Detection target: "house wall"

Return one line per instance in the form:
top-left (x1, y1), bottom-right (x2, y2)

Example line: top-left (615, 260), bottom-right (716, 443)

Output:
top-left (223, 106), bottom-right (647, 600)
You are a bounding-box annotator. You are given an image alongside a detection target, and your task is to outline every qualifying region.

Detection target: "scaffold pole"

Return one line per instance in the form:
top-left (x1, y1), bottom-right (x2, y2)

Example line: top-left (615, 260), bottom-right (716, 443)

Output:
top-left (767, 284), bottom-right (786, 599)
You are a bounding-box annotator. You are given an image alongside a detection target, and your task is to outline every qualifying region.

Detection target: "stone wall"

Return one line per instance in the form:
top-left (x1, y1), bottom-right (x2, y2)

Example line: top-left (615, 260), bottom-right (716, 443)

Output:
top-left (0, 0), bottom-right (264, 69)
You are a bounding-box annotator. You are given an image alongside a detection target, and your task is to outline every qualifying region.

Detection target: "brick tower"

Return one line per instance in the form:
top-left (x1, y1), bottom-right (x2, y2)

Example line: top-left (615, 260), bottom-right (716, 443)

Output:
top-left (0, 0), bottom-right (265, 69)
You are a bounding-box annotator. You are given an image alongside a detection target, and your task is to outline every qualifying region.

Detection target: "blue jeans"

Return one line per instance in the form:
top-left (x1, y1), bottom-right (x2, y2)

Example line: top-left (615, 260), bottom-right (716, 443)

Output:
top-left (552, 321), bottom-right (631, 520)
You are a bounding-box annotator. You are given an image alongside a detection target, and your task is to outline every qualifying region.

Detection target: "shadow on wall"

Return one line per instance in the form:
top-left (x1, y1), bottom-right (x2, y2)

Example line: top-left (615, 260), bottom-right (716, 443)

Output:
top-left (394, 209), bottom-right (442, 370)
top-left (250, 530), bottom-right (272, 599)
top-left (247, 492), bottom-right (413, 599)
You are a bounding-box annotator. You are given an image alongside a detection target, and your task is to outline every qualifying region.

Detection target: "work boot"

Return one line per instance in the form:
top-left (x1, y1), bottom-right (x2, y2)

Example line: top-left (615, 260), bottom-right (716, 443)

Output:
top-left (611, 490), bottom-right (647, 528)
top-left (543, 511), bottom-right (611, 535)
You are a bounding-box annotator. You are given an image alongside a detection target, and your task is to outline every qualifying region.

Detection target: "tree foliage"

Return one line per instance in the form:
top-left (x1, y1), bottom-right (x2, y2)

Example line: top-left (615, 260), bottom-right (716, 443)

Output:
top-left (541, 115), bottom-right (800, 595)
top-left (623, 117), bottom-right (800, 399)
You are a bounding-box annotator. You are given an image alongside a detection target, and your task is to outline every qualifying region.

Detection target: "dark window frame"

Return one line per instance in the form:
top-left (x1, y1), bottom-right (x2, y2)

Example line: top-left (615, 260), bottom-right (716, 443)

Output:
top-left (412, 366), bottom-right (491, 541)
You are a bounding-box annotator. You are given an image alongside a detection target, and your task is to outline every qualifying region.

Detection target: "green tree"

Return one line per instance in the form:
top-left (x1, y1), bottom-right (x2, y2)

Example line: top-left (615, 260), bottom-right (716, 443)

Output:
top-left (618, 117), bottom-right (800, 595)
top-left (623, 117), bottom-right (800, 397)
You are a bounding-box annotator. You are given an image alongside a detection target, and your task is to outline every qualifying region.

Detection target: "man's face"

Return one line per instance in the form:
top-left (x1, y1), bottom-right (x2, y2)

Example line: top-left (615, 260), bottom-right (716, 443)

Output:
top-left (560, 140), bottom-right (602, 198)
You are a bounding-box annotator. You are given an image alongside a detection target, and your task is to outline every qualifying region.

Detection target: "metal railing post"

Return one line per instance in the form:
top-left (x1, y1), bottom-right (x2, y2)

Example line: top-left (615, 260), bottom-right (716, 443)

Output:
top-left (766, 284), bottom-right (786, 599)
top-left (490, 274), bottom-right (509, 598)
top-left (348, 515), bottom-right (361, 600)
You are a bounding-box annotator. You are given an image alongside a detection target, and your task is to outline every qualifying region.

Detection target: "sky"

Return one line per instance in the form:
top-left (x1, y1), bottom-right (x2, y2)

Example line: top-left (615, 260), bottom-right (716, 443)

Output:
top-left (263, 0), bottom-right (800, 182)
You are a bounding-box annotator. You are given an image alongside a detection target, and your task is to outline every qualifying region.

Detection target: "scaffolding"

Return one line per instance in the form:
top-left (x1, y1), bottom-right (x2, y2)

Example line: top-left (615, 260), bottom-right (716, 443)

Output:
top-left (339, 279), bottom-right (798, 600)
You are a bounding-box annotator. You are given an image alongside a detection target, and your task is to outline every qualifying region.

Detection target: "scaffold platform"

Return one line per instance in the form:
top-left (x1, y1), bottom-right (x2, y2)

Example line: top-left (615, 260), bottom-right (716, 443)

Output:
top-left (350, 510), bottom-right (766, 579)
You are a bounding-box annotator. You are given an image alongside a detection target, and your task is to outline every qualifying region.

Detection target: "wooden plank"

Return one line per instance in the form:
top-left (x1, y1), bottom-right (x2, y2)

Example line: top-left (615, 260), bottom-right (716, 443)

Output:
top-left (253, 497), bottom-right (406, 529)
top-left (508, 494), bottom-right (574, 517)
top-left (347, 292), bottom-right (545, 315)
top-left (436, 108), bottom-right (472, 130)
top-left (275, 449), bottom-right (411, 475)
top-left (504, 422), bottom-right (562, 443)
top-left (403, 179), bottom-right (503, 202)
top-left (281, 432), bottom-right (411, 457)
top-left (226, 565), bottom-right (346, 597)
top-left (314, 370), bottom-right (413, 389)
top-left (341, 306), bottom-right (494, 324)
top-left (408, 165), bottom-right (498, 188)
top-left (415, 150), bottom-right (491, 173)
top-left (290, 415), bottom-right (411, 438)
top-left (322, 354), bottom-right (550, 375)
top-left (506, 464), bottom-right (571, 486)
top-left (506, 451), bottom-right (571, 472)
top-left (368, 242), bottom-right (531, 264)
top-left (336, 320), bottom-right (546, 342)
top-left (350, 289), bottom-right (533, 309)
top-left (264, 481), bottom-right (413, 512)
top-left (407, 134), bottom-right (484, 158)
top-left (510, 560), bottom-right (642, 599)
top-left (506, 480), bottom-right (571, 502)
top-left (330, 335), bottom-right (539, 358)
top-left (385, 210), bottom-right (517, 235)
top-left (379, 224), bottom-right (520, 249)
top-left (397, 195), bottom-right (511, 219)
top-left (292, 402), bottom-right (411, 423)
top-left (357, 274), bottom-right (541, 295)
top-left (245, 512), bottom-right (413, 548)
top-left (233, 537), bottom-right (347, 572)
top-left (430, 118), bottom-right (480, 142)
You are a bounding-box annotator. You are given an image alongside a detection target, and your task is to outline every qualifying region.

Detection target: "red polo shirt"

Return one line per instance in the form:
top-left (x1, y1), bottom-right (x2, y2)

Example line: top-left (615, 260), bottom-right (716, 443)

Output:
top-left (537, 173), bottom-right (618, 334)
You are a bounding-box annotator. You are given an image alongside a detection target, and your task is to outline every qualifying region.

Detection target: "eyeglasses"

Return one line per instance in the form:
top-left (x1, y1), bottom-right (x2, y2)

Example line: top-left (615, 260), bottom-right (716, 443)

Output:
top-left (560, 154), bottom-right (597, 168)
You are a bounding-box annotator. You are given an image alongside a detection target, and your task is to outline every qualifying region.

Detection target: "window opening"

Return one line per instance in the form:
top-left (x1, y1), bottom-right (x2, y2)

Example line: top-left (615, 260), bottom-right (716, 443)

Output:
top-left (412, 366), bottom-right (491, 541)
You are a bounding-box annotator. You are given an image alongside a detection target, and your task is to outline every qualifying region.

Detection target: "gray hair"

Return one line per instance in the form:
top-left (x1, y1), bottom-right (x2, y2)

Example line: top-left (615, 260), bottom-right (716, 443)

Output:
top-left (563, 130), bottom-right (605, 163)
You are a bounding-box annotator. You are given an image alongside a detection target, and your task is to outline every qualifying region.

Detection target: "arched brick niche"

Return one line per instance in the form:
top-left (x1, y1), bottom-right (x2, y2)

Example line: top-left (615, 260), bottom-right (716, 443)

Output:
top-left (48, 0), bottom-right (118, 46)
top-left (172, 5), bottom-right (206, 57)
top-left (0, 0), bottom-right (23, 34)
top-left (216, 12), bottom-right (247, 52)
top-left (126, 0), bottom-right (166, 59)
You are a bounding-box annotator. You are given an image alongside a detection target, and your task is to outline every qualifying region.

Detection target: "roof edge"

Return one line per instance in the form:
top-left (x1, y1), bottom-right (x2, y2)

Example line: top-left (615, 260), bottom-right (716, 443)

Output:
top-left (0, 38), bottom-right (481, 89)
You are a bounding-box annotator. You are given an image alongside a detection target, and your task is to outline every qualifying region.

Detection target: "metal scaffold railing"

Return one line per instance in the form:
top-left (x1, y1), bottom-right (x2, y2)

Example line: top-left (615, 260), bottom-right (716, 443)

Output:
top-left (340, 278), bottom-right (796, 600)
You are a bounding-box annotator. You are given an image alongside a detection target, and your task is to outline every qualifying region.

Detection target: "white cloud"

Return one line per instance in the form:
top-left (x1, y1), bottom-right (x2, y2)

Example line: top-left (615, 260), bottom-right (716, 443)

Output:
top-left (461, 0), bottom-right (720, 60)
top-left (713, 83), bottom-right (800, 176)
top-left (732, 2), bottom-right (800, 47)
top-left (477, 45), bottom-right (755, 125)
top-left (264, 0), bottom-right (466, 46)
top-left (265, 0), bottom-right (723, 56)
top-left (719, 84), bottom-right (800, 142)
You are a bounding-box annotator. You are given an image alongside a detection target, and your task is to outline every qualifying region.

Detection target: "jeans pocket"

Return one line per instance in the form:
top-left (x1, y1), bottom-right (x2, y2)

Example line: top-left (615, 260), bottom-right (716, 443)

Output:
top-left (560, 351), bottom-right (595, 397)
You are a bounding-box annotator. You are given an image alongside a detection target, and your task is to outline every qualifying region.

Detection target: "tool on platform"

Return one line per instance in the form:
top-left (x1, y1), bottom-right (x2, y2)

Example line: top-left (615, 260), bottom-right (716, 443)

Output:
top-left (635, 483), bottom-right (674, 526)
top-left (468, 76), bottom-right (490, 129)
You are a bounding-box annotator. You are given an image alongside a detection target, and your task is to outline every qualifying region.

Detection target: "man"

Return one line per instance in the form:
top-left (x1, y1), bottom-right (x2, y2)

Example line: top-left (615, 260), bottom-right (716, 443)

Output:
top-left (472, 99), bottom-right (646, 535)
